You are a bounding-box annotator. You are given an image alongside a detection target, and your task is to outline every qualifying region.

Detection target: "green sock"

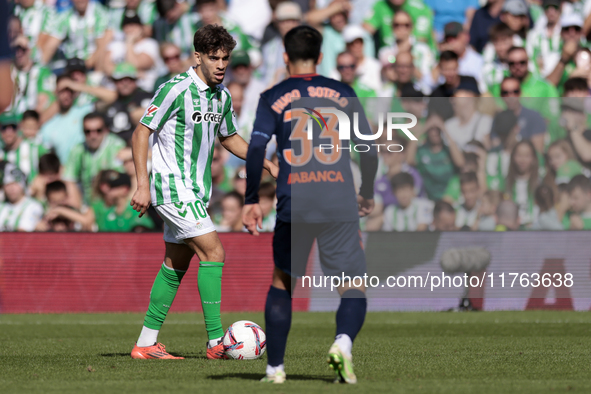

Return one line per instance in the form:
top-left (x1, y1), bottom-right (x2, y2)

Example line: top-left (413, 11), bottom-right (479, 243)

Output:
top-left (198, 261), bottom-right (224, 340)
top-left (144, 263), bottom-right (186, 330)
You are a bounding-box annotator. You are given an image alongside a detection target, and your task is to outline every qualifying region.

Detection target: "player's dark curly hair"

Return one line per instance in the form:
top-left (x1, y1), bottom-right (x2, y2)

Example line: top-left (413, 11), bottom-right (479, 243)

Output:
top-left (193, 24), bottom-right (236, 55)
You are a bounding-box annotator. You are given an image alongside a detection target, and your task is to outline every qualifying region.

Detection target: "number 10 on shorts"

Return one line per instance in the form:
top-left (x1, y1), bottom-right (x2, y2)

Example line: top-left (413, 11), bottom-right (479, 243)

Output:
top-left (174, 201), bottom-right (208, 220)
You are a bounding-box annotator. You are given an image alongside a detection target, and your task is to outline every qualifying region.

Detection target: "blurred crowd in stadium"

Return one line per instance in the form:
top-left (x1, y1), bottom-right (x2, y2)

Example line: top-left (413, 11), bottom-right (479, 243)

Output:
top-left (1, 0), bottom-right (591, 232)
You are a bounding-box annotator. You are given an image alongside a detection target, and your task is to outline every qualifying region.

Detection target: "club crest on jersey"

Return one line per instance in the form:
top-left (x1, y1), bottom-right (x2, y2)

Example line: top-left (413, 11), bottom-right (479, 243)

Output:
top-left (145, 105), bottom-right (159, 117)
top-left (192, 111), bottom-right (222, 124)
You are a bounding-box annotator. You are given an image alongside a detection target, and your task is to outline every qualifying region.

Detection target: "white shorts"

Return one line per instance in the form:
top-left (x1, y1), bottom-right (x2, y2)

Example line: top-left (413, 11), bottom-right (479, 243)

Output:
top-left (155, 200), bottom-right (216, 244)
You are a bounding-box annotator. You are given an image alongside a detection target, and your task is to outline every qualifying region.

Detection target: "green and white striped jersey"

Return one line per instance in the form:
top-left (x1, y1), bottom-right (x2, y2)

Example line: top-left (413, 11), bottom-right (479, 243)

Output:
top-left (140, 67), bottom-right (238, 207)
top-left (0, 140), bottom-right (49, 182)
top-left (6, 64), bottom-right (55, 117)
top-left (14, 0), bottom-right (55, 62)
top-left (49, 2), bottom-right (109, 60)
top-left (0, 196), bottom-right (44, 232)
top-left (63, 133), bottom-right (126, 204)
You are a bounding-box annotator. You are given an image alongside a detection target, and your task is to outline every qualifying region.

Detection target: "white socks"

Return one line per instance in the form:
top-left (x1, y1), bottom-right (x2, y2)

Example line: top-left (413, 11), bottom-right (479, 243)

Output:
top-left (208, 337), bottom-right (223, 348)
top-left (139, 330), bottom-right (223, 349)
top-left (335, 334), bottom-right (352, 357)
top-left (266, 364), bottom-right (285, 375)
top-left (137, 326), bottom-right (159, 347)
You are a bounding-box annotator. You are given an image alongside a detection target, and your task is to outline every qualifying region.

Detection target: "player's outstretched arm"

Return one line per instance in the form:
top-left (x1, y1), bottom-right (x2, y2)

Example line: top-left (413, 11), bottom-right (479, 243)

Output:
top-left (219, 133), bottom-right (278, 177)
top-left (130, 123), bottom-right (153, 217)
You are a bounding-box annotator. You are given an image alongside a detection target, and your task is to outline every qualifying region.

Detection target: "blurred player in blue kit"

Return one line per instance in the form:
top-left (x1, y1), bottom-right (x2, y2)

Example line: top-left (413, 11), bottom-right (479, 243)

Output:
top-left (243, 26), bottom-right (378, 384)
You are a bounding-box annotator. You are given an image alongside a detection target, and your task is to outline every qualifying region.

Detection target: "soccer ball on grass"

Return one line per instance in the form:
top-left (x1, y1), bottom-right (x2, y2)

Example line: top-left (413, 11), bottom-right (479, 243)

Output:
top-left (222, 320), bottom-right (266, 360)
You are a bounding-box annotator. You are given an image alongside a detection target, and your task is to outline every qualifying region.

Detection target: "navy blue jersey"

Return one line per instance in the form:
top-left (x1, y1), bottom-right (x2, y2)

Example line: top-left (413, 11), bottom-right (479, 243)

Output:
top-left (245, 74), bottom-right (377, 223)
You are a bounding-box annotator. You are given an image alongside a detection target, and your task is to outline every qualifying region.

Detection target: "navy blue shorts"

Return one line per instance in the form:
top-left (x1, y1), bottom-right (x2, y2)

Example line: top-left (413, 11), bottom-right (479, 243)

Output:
top-left (273, 219), bottom-right (366, 278)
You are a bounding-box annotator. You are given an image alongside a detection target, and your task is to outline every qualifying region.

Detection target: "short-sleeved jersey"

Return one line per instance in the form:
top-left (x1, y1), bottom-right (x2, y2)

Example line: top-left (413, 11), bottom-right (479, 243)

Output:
top-left (140, 67), bottom-right (237, 207)
top-left (63, 133), bottom-right (126, 204)
top-left (49, 2), bottom-right (109, 60)
top-left (247, 74), bottom-right (374, 223)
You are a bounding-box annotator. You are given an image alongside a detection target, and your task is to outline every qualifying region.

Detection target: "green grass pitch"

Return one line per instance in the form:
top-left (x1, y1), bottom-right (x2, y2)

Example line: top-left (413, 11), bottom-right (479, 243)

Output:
top-left (1, 311), bottom-right (590, 393)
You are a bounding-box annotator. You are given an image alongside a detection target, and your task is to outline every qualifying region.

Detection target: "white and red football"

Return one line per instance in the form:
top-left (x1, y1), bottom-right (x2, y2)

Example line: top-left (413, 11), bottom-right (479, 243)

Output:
top-left (222, 320), bottom-right (266, 360)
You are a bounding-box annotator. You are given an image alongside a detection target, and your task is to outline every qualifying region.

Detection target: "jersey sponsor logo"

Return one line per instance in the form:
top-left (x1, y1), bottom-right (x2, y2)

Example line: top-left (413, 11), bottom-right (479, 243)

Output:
top-left (192, 111), bottom-right (222, 124)
top-left (192, 111), bottom-right (203, 123)
top-left (145, 105), bottom-right (159, 117)
top-left (287, 170), bottom-right (344, 184)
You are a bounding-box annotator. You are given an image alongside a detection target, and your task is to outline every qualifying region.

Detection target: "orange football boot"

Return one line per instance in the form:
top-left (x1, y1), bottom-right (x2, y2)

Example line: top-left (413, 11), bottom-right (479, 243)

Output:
top-left (131, 343), bottom-right (184, 359)
top-left (206, 341), bottom-right (229, 359)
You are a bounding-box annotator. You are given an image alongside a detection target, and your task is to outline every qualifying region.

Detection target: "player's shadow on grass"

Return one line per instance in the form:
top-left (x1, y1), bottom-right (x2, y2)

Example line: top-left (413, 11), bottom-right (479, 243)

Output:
top-left (208, 373), bottom-right (333, 382)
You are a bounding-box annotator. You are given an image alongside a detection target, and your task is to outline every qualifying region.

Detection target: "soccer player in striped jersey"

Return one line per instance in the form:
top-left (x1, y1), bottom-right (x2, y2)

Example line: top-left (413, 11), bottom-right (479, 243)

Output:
top-left (129, 24), bottom-right (278, 360)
